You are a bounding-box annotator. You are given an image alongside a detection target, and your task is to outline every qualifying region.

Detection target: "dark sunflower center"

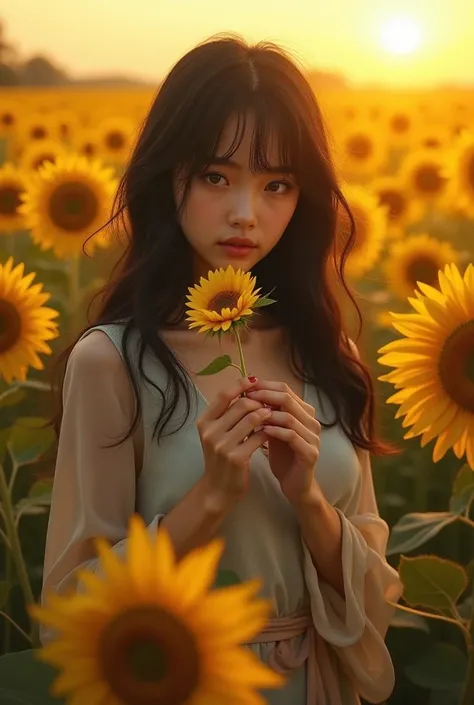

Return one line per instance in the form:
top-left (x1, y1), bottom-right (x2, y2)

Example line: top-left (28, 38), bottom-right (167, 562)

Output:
top-left (128, 637), bottom-right (167, 682)
top-left (99, 605), bottom-right (200, 705)
top-left (1, 112), bottom-right (14, 127)
top-left (347, 135), bottom-right (372, 160)
top-left (0, 299), bottom-right (22, 354)
top-left (405, 256), bottom-right (440, 289)
top-left (208, 290), bottom-right (240, 313)
top-left (391, 115), bottom-right (410, 133)
top-left (31, 126), bottom-right (47, 140)
top-left (439, 321), bottom-right (474, 412)
top-left (414, 165), bottom-right (445, 194)
top-left (106, 130), bottom-right (126, 150)
top-left (0, 186), bottom-right (22, 216)
top-left (33, 154), bottom-right (55, 170)
top-left (467, 153), bottom-right (474, 191)
top-left (47, 181), bottom-right (99, 232)
top-left (83, 143), bottom-right (96, 156)
top-left (423, 137), bottom-right (441, 149)
top-left (379, 189), bottom-right (406, 219)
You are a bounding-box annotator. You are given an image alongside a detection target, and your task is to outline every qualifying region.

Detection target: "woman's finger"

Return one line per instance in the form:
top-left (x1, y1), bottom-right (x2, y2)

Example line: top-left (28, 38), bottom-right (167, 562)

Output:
top-left (262, 425), bottom-right (319, 463)
top-left (264, 410), bottom-right (320, 446)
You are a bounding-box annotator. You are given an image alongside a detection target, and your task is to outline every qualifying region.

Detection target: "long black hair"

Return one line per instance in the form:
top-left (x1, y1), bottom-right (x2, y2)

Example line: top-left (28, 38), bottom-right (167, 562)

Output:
top-left (51, 32), bottom-right (391, 455)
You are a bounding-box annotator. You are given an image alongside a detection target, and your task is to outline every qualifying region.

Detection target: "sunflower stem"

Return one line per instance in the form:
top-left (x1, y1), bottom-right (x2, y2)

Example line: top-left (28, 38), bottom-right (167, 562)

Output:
top-left (460, 580), bottom-right (474, 705)
top-left (0, 462), bottom-right (40, 647)
top-left (233, 328), bottom-right (247, 377)
top-left (0, 609), bottom-right (32, 645)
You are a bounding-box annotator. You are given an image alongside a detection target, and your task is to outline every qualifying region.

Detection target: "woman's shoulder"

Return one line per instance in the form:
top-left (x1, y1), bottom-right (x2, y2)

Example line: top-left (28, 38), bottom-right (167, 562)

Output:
top-left (69, 328), bottom-right (126, 375)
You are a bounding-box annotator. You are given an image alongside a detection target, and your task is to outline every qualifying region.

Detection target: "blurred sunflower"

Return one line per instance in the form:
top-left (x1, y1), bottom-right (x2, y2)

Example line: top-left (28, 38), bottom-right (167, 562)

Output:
top-left (96, 116), bottom-right (136, 165)
top-left (339, 185), bottom-right (388, 279)
top-left (18, 139), bottom-right (68, 172)
top-left (378, 263), bottom-right (474, 469)
top-left (416, 124), bottom-right (451, 151)
top-left (186, 265), bottom-right (262, 334)
top-left (443, 130), bottom-right (474, 218)
top-left (399, 149), bottom-right (449, 217)
top-left (74, 129), bottom-right (101, 160)
top-left (384, 234), bottom-right (460, 300)
top-left (30, 515), bottom-right (284, 705)
top-left (16, 112), bottom-right (57, 144)
top-left (386, 110), bottom-right (415, 147)
top-left (0, 98), bottom-right (20, 140)
top-left (52, 108), bottom-right (82, 142)
top-left (0, 258), bottom-right (59, 383)
top-left (0, 163), bottom-right (30, 234)
top-left (19, 155), bottom-right (118, 259)
top-left (335, 124), bottom-right (386, 178)
top-left (371, 175), bottom-right (414, 238)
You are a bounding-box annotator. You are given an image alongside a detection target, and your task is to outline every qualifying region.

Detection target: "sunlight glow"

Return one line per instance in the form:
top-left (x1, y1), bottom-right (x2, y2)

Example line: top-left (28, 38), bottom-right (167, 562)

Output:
top-left (379, 15), bottom-right (424, 55)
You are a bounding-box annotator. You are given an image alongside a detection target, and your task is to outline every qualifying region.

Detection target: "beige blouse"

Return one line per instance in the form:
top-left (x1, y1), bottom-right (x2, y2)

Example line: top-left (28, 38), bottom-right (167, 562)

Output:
top-left (40, 323), bottom-right (402, 705)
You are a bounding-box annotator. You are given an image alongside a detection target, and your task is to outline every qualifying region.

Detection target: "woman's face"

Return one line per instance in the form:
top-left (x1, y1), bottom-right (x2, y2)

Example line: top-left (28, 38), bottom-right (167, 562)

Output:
top-left (173, 112), bottom-right (300, 280)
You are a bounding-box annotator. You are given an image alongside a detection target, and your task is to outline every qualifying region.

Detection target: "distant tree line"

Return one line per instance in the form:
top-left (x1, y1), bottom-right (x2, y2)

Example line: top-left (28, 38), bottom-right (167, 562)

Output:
top-left (0, 18), bottom-right (349, 89)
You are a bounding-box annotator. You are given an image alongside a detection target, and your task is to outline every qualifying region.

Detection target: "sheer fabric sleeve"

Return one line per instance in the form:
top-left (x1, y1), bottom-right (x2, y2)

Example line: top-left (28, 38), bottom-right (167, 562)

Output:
top-left (302, 448), bottom-right (403, 703)
top-left (39, 331), bottom-right (165, 645)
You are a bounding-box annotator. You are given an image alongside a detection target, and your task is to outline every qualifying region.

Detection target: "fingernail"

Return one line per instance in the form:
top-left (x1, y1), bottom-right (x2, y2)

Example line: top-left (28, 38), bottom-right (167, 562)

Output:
top-left (248, 375), bottom-right (257, 383)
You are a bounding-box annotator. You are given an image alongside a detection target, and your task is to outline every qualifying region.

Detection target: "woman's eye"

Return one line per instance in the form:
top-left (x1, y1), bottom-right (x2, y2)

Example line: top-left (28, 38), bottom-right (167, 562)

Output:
top-left (202, 172), bottom-right (226, 185)
top-left (201, 172), bottom-right (294, 193)
top-left (266, 180), bottom-right (294, 194)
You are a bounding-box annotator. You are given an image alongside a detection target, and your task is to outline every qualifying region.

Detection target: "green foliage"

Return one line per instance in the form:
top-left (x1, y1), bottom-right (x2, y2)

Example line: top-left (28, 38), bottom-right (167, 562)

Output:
top-left (196, 354), bottom-right (234, 376)
top-left (0, 650), bottom-right (64, 704)
top-left (400, 555), bottom-right (468, 614)
top-left (405, 642), bottom-right (467, 691)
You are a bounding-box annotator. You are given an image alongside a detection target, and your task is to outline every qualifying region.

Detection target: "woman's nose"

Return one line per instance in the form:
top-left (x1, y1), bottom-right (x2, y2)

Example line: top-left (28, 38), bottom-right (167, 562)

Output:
top-left (228, 191), bottom-right (257, 229)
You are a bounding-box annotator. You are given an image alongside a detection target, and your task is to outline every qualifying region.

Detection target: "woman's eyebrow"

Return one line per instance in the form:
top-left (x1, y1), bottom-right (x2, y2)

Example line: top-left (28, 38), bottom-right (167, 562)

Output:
top-left (209, 156), bottom-right (293, 174)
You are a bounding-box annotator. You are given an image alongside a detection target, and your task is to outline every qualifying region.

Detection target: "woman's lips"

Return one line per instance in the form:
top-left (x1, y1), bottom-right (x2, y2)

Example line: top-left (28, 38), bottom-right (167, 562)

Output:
top-left (218, 243), bottom-right (256, 257)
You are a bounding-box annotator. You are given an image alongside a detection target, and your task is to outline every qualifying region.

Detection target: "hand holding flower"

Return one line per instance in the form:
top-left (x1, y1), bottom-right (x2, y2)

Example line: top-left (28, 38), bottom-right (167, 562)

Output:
top-left (247, 380), bottom-right (323, 506)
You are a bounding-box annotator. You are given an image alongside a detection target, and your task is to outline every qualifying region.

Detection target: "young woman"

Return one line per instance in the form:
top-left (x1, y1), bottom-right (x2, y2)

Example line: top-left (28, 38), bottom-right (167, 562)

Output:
top-left (41, 33), bottom-right (402, 705)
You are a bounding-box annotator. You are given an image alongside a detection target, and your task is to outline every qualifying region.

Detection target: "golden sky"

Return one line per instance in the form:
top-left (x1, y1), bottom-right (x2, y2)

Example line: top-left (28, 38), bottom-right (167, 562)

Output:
top-left (2, 0), bottom-right (473, 87)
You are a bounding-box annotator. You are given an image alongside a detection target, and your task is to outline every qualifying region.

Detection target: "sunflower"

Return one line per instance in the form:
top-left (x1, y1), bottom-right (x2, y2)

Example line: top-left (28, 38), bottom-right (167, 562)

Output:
top-left (0, 163), bottom-right (30, 233)
top-left (18, 139), bottom-right (68, 172)
top-left (415, 124), bottom-right (451, 151)
top-left (384, 234), bottom-right (460, 301)
top-left (186, 266), bottom-right (263, 335)
top-left (0, 258), bottom-right (59, 383)
top-left (371, 175), bottom-right (415, 238)
top-left (30, 515), bottom-right (284, 705)
top-left (16, 112), bottom-right (57, 144)
top-left (95, 116), bottom-right (136, 165)
top-left (19, 155), bottom-right (118, 259)
top-left (335, 124), bottom-right (386, 178)
top-left (386, 110), bottom-right (415, 147)
top-left (400, 148), bottom-right (449, 211)
top-left (339, 185), bottom-right (388, 279)
top-left (443, 130), bottom-right (474, 218)
top-left (73, 129), bottom-right (101, 160)
top-left (0, 98), bottom-right (20, 139)
top-left (378, 263), bottom-right (474, 469)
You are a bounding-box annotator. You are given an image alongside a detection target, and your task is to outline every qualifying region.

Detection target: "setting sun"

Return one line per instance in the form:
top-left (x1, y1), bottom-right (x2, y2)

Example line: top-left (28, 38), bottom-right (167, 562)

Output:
top-left (379, 15), bottom-right (424, 56)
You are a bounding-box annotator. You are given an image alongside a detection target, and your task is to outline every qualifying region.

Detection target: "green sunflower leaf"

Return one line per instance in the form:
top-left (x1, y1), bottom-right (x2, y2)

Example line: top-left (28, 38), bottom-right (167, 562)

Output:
top-left (399, 555), bottom-right (468, 615)
top-left (196, 355), bottom-right (234, 376)
top-left (386, 512), bottom-right (459, 555)
top-left (8, 417), bottom-right (55, 467)
top-left (253, 296), bottom-right (277, 308)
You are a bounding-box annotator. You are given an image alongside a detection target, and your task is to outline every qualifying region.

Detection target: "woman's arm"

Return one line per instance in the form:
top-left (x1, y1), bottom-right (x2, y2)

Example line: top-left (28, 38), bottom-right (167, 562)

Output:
top-left (41, 331), bottom-right (228, 641)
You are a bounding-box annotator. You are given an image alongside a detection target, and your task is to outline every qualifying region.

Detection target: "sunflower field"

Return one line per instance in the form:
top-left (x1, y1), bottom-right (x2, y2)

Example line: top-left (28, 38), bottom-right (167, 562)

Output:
top-left (0, 85), bottom-right (474, 705)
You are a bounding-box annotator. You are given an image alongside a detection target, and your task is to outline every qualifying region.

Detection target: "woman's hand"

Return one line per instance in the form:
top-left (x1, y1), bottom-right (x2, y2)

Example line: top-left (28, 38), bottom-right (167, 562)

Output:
top-left (246, 380), bottom-right (323, 506)
top-left (196, 375), bottom-right (270, 512)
